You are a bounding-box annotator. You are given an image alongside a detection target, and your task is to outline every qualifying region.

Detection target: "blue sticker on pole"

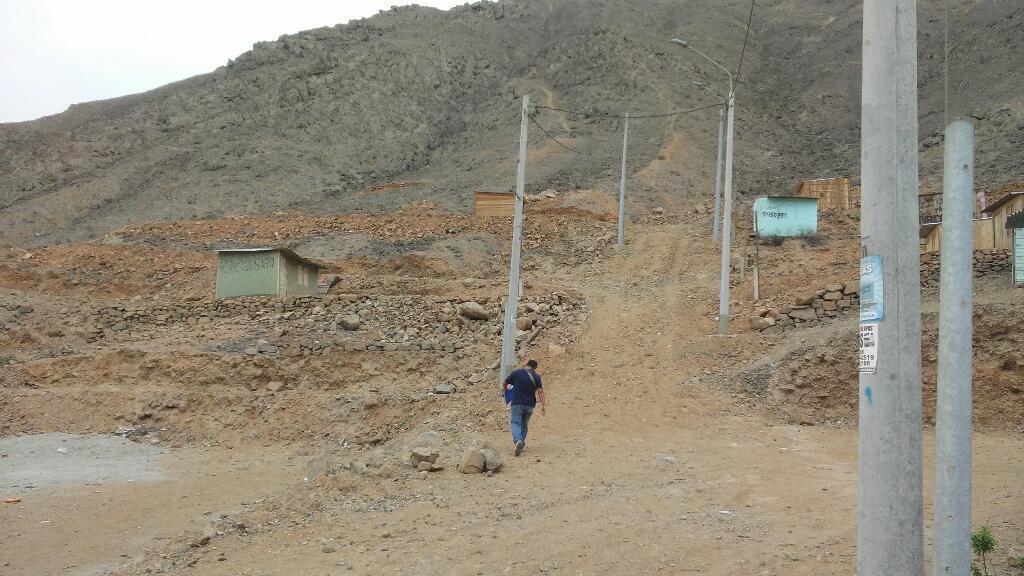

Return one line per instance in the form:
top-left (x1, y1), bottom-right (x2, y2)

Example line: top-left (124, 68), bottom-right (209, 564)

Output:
top-left (860, 255), bottom-right (883, 323)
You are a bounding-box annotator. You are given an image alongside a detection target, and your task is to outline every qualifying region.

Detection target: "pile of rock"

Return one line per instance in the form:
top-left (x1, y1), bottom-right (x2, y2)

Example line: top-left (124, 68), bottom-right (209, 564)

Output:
top-left (406, 431), bottom-right (444, 473)
top-left (87, 291), bottom-right (584, 357)
top-left (0, 303), bottom-right (33, 330)
top-left (920, 249), bottom-right (1010, 289)
top-left (751, 283), bottom-right (860, 334)
top-left (458, 439), bottom-right (503, 475)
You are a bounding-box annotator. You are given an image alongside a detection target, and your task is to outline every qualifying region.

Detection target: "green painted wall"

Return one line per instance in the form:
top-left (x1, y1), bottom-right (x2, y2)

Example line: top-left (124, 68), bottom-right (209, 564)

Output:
top-left (281, 256), bottom-right (318, 297)
top-left (216, 251), bottom-right (280, 299)
top-left (753, 197), bottom-right (819, 237)
top-left (1014, 228), bottom-right (1024, 287)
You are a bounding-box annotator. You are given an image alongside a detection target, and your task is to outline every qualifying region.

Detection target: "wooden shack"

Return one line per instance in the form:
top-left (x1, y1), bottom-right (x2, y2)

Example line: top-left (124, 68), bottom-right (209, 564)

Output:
top-left (474, 192), bottom-right (516, 216)
top-left (919, 219), bottom-right (998, 253)
top-left (793, 177), bottom-right (859, 211)
top-left (981, 190), bottom-right (1024, 251)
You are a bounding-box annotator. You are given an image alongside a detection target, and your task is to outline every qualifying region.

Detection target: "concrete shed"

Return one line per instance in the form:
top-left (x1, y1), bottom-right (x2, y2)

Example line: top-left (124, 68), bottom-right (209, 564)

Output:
top-left (753, 197), bottom-right (819, 238)
top-left (215, 247), bottom-right (322, 300)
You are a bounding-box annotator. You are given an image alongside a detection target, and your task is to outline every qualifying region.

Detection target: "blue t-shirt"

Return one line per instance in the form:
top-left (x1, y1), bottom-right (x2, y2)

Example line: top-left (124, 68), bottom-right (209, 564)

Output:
top-left (505, 368), bottom-right (542, 407)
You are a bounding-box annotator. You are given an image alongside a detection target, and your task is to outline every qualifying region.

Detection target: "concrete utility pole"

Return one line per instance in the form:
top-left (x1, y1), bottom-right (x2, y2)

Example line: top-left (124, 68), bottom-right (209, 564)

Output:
top-left (500, 95), bottom-right (530, 381)
top-left (933, 118), bottom-right (975, 576)
top-left (713, 105), bottom-right (725, 242)
top-left (617, 112), bottom-right (630, 247)
top-left (858, 1), bottom-right (923, 575)
top-left (718, 94), bottom-right (735, 334)
top-left (671, 37), bottom-right (735, 335)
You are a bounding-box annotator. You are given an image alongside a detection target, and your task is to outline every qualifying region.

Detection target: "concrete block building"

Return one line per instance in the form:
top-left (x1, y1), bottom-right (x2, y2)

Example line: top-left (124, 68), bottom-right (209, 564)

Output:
top-left (215, 247), bottom-right (322, 300)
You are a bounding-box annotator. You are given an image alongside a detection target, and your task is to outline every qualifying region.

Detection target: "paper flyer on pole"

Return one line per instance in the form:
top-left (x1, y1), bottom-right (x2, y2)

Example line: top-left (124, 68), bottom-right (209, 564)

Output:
top-left (859, 255), bottom-right (883, 323)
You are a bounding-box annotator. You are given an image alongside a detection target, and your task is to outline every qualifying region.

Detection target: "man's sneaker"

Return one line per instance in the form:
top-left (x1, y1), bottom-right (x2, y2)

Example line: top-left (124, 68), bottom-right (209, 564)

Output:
top-left (514, 440), bottom-right (525, 456)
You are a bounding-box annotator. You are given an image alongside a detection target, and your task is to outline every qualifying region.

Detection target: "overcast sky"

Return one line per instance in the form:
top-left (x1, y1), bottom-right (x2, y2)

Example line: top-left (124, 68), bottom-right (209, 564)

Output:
top-left (0, 0), bottom-right (464, 123)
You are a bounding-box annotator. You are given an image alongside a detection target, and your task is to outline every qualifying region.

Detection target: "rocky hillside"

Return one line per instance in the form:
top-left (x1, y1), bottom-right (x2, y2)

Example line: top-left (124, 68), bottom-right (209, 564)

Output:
top-left (1, 0), bottom-right (1022, 246)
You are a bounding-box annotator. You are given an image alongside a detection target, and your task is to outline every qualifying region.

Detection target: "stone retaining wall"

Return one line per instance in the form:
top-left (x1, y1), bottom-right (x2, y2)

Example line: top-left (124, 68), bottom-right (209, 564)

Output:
top-left (920, 249), bottom-right (1010, 289)
top-left (751, 283), bottom-right (860, 334)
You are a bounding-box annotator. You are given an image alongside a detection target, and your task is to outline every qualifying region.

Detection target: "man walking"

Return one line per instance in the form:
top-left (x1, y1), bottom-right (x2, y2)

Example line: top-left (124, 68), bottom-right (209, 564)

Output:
top-left (502, 359), bottom-right (546, 456)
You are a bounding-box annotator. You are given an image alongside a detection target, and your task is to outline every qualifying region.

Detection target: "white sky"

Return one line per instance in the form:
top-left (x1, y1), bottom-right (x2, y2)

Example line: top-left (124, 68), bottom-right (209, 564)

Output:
top-left (0, 0), bottom-right (464, 123)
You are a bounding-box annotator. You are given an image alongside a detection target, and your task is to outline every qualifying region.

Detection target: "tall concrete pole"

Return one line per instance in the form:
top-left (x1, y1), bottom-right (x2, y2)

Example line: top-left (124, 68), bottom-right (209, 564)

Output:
top-left (500, 95), bottom-right (530, 381)
top-left (717, 94), bottom-right (735, 335)
top-left (858, 1), bottom-right (923, 575)
top-left (713, 105), bottom-right (725, 242)
top-left (933, 118), bottom-right (975, 576)
top-left (617, 112), bottom-right (630, 247)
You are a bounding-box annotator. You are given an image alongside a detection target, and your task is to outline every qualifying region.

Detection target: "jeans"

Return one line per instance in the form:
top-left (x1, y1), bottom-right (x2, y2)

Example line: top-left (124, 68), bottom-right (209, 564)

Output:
top-left (509, 404), bottom-right (535, 444)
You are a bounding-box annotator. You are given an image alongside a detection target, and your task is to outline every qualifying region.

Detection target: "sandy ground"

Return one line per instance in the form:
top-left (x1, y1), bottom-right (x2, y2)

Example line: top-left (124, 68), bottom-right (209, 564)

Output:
top-left (1, 445), bottom-right (299, 576)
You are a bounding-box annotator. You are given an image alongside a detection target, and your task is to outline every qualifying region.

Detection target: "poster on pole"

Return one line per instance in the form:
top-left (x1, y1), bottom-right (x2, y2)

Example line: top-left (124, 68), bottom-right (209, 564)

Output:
top-left (859, 255), bottom-right (883, 323)
top-left (859, 323), bottom-right (879, 373)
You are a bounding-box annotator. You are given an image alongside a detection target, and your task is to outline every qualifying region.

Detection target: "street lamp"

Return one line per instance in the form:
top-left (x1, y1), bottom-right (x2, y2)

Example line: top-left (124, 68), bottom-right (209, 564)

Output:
top-left (672, 37), bottom-right (736, 335)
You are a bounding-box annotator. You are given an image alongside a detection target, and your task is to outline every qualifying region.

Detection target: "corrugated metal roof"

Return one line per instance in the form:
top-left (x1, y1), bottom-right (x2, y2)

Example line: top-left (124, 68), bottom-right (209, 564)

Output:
top-left (214, 246), bottom-right (323, 269)
top-left (1006, 210), bottom-right (1024, 229)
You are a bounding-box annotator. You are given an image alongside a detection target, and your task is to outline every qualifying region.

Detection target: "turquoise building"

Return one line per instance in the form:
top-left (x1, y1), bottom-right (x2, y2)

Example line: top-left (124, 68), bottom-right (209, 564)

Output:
top-left (753, 197), bottom-right (819, 238)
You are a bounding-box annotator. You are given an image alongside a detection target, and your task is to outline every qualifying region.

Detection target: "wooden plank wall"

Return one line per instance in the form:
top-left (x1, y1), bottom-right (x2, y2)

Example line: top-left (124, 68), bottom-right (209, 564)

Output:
top-left (922, 218), bottom-right (1005, 252)
top-left (795, 177), bottom-right (857, 210)
top-left (474, 192), bottom-right (516, 217)
top-left (991, 195), bottom-right (1024, 251)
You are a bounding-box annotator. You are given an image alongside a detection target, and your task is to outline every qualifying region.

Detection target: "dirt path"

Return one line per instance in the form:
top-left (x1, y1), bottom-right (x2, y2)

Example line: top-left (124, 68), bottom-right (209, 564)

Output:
top-left (95, 222), bottom-right (1018, 575)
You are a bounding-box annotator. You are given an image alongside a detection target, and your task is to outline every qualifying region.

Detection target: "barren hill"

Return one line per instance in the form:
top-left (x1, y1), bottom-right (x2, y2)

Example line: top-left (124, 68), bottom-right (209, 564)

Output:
top-left (1, 0), bottom-right (1022, 246)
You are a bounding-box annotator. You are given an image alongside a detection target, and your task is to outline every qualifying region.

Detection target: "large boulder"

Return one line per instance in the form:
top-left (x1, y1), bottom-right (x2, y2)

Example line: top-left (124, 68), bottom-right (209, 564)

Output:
top-left (481, 447), bottom-right (502, 472)
top-left (458, 447), bottom-right (486, 474)
top-left (459, 301), bottom-right (491, 321)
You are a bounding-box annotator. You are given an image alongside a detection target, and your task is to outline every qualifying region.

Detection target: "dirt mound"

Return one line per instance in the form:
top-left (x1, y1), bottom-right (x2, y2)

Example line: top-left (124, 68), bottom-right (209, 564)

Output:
top-left (735, 303), bottom-right (1024, 430)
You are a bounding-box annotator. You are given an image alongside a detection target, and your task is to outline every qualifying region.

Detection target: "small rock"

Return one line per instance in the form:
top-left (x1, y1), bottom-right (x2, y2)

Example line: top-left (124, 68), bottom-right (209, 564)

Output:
top-left (338, 315), bottom-right (362, 331)
top-left (433, 382), bottom-right (455, 395)
top-left (408, 446), bottom-right (440, 467)
top-left (267, 381), bottom-right (286, 392)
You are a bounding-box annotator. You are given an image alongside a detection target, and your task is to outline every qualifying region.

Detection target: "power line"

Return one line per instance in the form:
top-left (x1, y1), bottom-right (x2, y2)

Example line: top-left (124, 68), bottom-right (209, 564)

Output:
top-left (527, 114), bottom-right (579, 153)
top-left (535, 101), bottom-right (722, 120)
top-left (735, 0), bottom-right (756, 78)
